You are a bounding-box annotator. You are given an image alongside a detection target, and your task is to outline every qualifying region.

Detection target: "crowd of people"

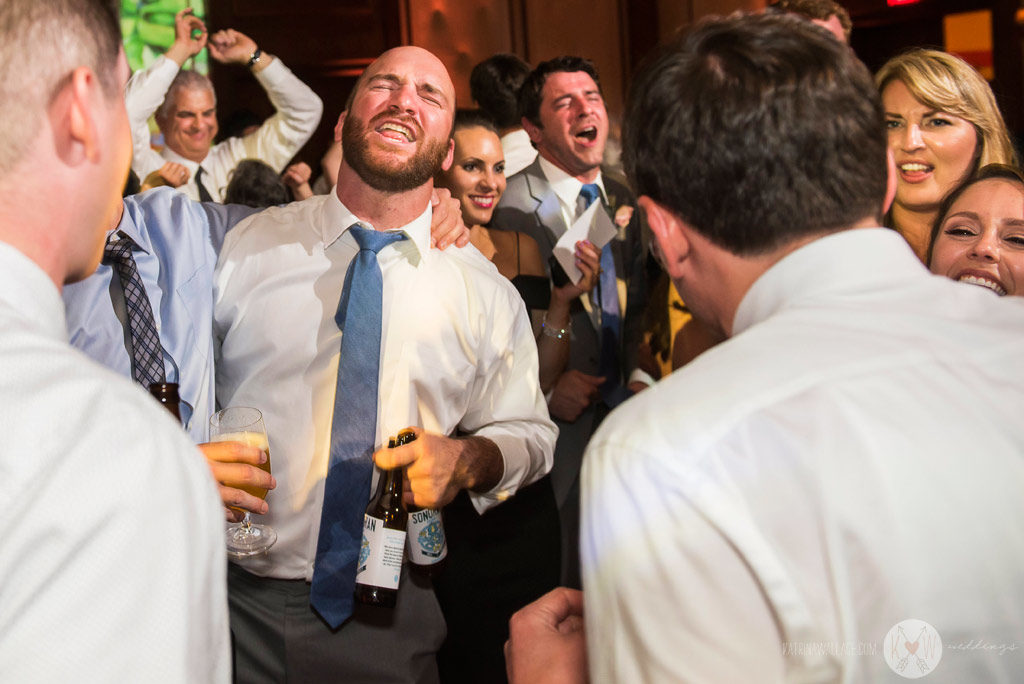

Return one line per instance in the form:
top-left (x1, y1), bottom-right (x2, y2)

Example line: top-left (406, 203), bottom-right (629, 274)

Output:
top-left (2, 0), bottom-right (1024, 682)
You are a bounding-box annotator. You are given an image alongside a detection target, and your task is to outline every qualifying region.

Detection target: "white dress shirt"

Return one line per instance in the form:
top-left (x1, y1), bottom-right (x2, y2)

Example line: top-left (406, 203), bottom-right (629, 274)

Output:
top-left (581, 229), bottom-right (1024, 683)
top-left (127, 55), bottom-right (323, 202)
top-left (500, 128), bottom-right (538, 178)
top-left (213, 192), bottom-right (556, 581)
top-left (536, 154), bottom-right (608, 235)
top-left (0, 243), bottom-right (230, 682)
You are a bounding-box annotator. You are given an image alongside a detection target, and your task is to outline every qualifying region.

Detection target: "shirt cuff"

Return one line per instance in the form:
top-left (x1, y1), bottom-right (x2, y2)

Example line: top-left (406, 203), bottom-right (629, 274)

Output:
top-left (465, 429), bottom-right (544, 515)
top-left (252, 57), bottom-right (288, 87)
top-left (629, 368), bottom-right (656, 388)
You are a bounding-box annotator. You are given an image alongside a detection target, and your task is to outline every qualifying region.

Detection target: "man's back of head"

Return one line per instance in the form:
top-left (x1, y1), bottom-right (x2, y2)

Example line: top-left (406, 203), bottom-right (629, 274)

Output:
top-left (470, 53), bottom-right (531, 132)
top-left (769, 0), bottom-right (852, 43)
top-left (0, 0), bottom-right (129, 286)
top-left (624, 12), bottom-right (885, 257)
top-left (0, 0), bottom-right (122, 175)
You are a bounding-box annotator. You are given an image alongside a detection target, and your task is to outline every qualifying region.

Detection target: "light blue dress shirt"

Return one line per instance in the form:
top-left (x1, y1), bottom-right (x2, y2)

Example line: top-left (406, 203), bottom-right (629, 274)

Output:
top-left (63, 187), bottom-right (256, 442)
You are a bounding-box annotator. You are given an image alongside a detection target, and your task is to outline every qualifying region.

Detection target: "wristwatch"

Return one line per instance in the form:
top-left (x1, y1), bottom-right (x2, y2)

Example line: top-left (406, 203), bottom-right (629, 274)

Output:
top-left (247, 48), bottom-right (263, 68)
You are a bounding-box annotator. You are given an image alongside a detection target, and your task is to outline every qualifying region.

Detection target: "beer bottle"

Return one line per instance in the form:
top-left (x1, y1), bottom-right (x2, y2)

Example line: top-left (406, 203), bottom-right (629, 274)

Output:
top-left (354, 445), bottom-right (408, 608)
top-left (148, 382), bottom-right (182, 423)
top-left (399, 429), bottom-right (448, 577)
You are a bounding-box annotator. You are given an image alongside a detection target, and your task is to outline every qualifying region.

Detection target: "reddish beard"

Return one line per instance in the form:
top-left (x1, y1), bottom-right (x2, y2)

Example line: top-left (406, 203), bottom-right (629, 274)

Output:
top-left (342, 112), bottom-right (449, 192)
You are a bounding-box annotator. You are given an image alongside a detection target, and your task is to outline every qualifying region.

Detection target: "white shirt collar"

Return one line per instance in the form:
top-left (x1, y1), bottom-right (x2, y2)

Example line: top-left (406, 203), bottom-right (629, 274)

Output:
top-left (320, 189), bottom-right (432, 257)
top-left (159, 147), bottom-right (203, 172)
top-left (0, 242), bottom-right (67, 341)
top-left (537, 155), bottom-right (606, 210)
top-left (111, 206), bottom-right (153, 255)
top-left (500, 129), bottom-right (531, 148)
top-left (733, 228), bottom-right (922, 335)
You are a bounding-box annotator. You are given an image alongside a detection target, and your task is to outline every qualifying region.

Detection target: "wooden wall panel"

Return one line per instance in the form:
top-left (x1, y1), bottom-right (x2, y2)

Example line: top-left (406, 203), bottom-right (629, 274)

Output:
top-left (404, 0), bottom-right (519, 109)
top-left (657, 0), bottom-right (765, 42)
top-left (521, 0), bottom-right (628, 118)
top-left (206, 0), bottom-right (403, 170)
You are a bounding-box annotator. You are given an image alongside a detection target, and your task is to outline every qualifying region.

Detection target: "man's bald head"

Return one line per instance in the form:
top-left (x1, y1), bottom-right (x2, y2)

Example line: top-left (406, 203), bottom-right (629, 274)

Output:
top-left (340, 45), bottom-right (456, 193)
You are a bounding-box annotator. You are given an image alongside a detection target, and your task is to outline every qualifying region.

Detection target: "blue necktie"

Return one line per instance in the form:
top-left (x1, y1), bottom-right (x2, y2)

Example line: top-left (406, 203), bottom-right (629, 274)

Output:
top-left (311, 224), bottom-right (406, 628)
top-left (103, 233), bottom-right (166, 388)
top-left (579, 184), bottom-right (624, 407)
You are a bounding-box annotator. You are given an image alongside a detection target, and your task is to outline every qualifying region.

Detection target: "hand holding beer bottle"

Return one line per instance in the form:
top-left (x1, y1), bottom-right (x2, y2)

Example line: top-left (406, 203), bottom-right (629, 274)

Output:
top-left (209, 407), bottom-right (277, 558)
top-left (355, 437), bottom-right (408, 608)
top-left (395, 429), bottom-right (447, 577)
top-left (373, 427), bottom-right (504, 510)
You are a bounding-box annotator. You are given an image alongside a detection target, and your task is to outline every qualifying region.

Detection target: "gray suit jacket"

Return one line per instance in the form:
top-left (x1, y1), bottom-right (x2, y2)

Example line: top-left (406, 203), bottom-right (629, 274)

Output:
top-left (492, 158), bottom-right (647, 506)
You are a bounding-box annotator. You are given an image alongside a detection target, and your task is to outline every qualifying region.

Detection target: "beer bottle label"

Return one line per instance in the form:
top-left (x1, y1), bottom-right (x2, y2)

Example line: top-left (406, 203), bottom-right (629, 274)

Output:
top-left (406, 508), bottom-right (447, 564)
top-left (356, 514), bottom-right (406, 590)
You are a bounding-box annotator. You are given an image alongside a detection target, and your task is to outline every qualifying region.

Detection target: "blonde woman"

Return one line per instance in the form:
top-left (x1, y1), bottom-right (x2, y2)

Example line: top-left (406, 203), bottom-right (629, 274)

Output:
top-left (876, 49), bottom-right (1017, 261)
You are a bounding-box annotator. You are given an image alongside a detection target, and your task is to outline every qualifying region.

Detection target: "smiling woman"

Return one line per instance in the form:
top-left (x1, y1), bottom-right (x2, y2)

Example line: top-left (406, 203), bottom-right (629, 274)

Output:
top-left (876, 49), bottom-right (1017, 262)
top-left (434, 109), bottom-right (601, 383)
top-left (929, 164), bottom-right (1024, 297)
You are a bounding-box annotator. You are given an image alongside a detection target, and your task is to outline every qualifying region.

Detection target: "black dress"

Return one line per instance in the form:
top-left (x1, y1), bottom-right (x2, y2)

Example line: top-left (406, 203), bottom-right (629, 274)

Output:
top-left (434, 231), bottom-right (562, 684)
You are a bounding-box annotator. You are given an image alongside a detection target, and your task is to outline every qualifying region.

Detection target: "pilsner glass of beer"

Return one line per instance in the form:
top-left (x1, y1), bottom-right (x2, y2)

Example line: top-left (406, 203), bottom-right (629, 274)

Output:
top-left (210, 407), bottom-right (277, 558)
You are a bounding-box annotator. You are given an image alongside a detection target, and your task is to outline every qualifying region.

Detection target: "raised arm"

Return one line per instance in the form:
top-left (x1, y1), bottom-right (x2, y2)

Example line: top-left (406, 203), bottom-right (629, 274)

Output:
top-left (209, 29), bottom-right (323, 172)
top-left (126, 8), bottom-right (207, 181)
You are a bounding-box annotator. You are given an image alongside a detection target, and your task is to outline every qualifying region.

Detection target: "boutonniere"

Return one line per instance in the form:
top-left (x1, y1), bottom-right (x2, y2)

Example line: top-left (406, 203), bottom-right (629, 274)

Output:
top-left (613, 205), bottom-right (634, 239)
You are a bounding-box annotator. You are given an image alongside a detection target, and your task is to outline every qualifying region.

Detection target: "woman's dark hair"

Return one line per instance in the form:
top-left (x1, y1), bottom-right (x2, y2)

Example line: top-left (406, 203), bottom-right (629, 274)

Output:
top-left (453, 109), bottom-right (499, 136)
top-left (470, 54), bottom-right (531, 130)
top-left (224, 159), bottom-right (290, 208)
top-left (927, 163), bottom-right (1024, 265)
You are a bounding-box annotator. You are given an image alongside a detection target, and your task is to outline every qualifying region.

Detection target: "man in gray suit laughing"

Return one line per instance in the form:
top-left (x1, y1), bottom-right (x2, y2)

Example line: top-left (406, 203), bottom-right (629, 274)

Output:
top-left (492, 56), bottom-right (647, 588)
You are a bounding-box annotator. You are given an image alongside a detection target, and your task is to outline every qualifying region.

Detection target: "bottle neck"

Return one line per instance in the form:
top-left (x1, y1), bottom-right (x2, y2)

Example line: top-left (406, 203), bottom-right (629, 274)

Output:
top-left (369, 466), bottom-right (405, 514)
top-left (148, 382), bottom-right (182, 423)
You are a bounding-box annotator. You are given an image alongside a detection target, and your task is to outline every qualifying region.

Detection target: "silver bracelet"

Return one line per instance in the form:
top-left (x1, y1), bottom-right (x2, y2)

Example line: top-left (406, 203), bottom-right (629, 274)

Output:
top-left (541, 313), bottom-right (570, 341)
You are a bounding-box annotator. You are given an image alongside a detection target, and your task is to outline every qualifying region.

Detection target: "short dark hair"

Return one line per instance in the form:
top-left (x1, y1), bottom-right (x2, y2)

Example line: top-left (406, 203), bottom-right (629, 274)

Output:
top-left (927, 163), bottom-right (1024, 265)
top-left (518, 56), bottom-right (602, 129)
top-left (453, 109), bottom-right (499, 136)
top-left (224, 159), bottom-right (290, 208)
top-left (768, 0), bottom-right (852, 42)
top-left (470, 54), bottom-right (531, 130)
top-left (623, 13), bottom-right (886, 256)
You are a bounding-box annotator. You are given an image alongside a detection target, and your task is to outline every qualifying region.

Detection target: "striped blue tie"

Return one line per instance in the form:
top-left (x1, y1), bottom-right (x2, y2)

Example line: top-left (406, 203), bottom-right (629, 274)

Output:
top-left (103, 233), bottom-right (166, 388)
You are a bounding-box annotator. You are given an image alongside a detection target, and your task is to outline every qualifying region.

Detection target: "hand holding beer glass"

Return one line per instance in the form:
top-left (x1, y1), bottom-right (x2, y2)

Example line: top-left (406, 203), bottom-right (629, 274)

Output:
top-left (209, 407), bottom-right (277, 557)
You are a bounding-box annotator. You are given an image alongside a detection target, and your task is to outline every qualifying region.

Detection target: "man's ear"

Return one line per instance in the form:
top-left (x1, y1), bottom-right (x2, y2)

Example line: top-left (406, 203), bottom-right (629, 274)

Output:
top-left (883, 147), bottom-right (897, 215)
top-left (639, 195), bottom-right (690, 280)
top-left (334, 110), bottom-right (347, 142)
top-left (61, 66), bottom-right (102, 164)
top-left (522, 116), bottom-right (542, 146)
top-left (440, 137), bottom-right (454, 172)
